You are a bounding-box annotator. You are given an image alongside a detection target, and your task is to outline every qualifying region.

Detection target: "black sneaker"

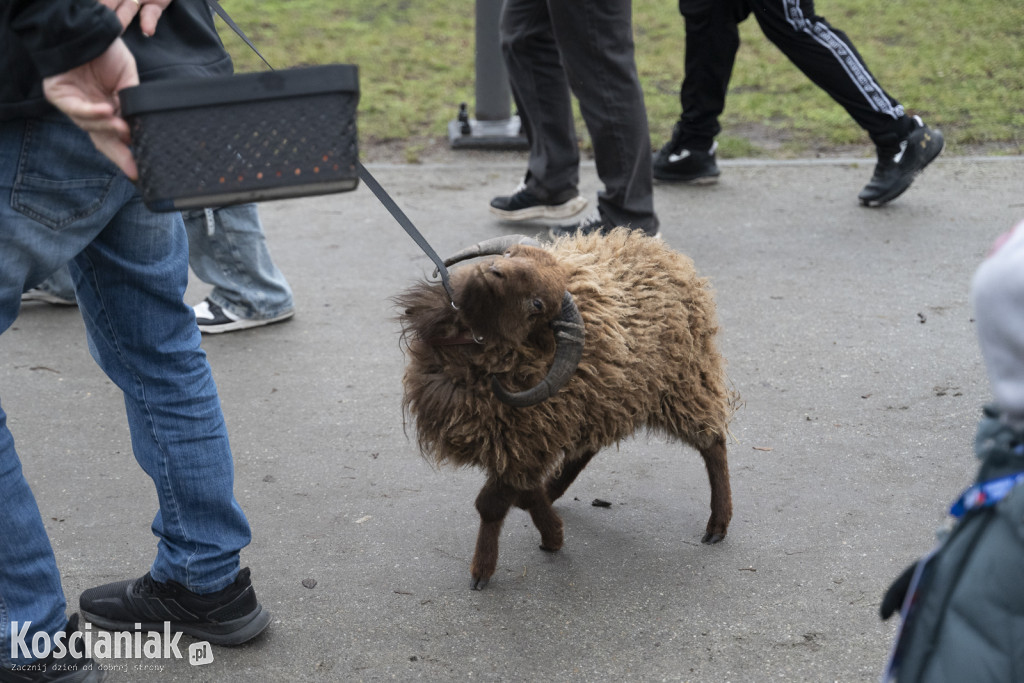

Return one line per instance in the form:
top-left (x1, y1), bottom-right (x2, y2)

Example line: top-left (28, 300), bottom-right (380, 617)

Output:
top-left (548, 214), bottom-right (611, 239)
top-left (548, 215), bottom-right (661, 240)
top-left (193, 298), bottom-right (294, 334)
top-left (858, 116), bottom-right (944, 207)
top-left (653, 126), bottom-right (720, 184)
top-left (79, 567), bottom-right (271, 646)
top-left (489, 181), bottom-right (588, 221)
top-left (0, 615), bottom-right (105, 683)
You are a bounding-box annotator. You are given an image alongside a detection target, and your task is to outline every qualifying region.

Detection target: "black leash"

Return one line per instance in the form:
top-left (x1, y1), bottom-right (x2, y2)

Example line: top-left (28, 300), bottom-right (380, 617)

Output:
top-left (207, 0), bottom-right (273, 70)
top-left (354, 165), bottom-right (458, 305)
top-left (206, 0), bottom-right (458, 306)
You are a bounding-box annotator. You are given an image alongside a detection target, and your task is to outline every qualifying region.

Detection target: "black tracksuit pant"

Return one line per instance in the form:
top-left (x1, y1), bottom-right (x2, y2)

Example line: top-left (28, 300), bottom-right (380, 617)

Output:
top-left (676, 0), bottom-right (914, 152)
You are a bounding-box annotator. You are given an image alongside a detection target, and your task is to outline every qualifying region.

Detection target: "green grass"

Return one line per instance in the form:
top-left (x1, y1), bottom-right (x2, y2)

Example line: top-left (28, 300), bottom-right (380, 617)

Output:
top-left (221, 0), bottom-right (1024, 160)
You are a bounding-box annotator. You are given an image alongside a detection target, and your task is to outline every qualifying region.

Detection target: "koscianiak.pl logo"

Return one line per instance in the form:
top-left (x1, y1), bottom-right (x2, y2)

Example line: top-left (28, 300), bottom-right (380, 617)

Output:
top-left (10, 621), bottom-right (214, 673)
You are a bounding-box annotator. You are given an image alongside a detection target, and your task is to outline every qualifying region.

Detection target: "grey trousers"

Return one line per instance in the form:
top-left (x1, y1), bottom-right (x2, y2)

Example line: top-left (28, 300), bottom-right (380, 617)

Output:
top-left (500, 0), bottom-right (658, 233)
top-left (972, 220), bottom-right (1024, 423)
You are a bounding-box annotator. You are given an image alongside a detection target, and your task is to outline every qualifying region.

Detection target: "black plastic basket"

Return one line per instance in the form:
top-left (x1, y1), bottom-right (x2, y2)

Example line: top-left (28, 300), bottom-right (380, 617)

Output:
top-left (120, 64), bottom-right (359, 212)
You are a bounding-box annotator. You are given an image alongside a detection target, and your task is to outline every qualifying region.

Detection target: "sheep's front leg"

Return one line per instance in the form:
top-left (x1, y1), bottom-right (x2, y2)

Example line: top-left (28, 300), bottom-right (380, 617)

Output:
top-left (516, 488), bottom-right (564, 552)
top-left (470, 478), bottom-right (515, 590)
top-left (699, 436), bottom-right (732, 544)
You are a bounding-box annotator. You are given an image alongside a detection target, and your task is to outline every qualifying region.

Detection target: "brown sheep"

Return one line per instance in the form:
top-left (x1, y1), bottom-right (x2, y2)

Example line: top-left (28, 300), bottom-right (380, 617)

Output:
top-left (396, 228), bottom-right (734, 589)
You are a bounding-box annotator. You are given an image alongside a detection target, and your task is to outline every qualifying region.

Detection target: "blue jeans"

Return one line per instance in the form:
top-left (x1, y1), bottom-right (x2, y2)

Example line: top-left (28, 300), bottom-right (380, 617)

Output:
top-left (183, 203), bottom-right (293, 320)
top-left (28, 203), bottom-right (293, 320)
top-left (0, 115), bottom-right (252, 666)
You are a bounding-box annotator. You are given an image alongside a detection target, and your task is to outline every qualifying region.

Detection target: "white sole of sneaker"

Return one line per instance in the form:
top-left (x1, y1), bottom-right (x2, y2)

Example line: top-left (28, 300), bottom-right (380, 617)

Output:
top-left (20, 290), bottom-right (78, 306)
top-left (489, 195), bottom-right (589, 222)
top-left (198, 309), bottom-right (296, 334)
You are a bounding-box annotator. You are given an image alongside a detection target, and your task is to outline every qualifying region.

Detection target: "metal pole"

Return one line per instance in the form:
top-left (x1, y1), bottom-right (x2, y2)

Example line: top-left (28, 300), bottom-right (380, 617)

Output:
top-left (448, 0), bottom-right (527, 149)
top-left (473, 0), bottom-right (510, 121)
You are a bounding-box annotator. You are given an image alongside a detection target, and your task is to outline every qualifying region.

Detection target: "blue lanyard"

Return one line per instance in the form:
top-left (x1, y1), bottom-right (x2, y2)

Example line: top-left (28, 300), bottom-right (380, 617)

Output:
top-left (949, 471), bottom-right (1024, 518)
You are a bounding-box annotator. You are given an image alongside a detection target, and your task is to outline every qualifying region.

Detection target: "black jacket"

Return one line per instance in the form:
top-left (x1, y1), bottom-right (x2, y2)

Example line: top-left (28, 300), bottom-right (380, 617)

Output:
top-left (3, 0), bottom-right (233, 121)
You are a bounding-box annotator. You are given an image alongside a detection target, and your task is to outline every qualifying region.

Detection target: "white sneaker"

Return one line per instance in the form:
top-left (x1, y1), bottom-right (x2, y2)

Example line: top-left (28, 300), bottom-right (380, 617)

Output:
top-left (21, 288), bottom-right (77, 306)
top-left (193, 298), bottom-right (294, 334)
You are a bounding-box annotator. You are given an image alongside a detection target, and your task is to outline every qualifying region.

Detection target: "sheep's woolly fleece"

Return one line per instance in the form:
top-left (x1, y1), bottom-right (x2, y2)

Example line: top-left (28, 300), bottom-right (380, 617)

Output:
top-left (397, 228), bottom-right (734, 491)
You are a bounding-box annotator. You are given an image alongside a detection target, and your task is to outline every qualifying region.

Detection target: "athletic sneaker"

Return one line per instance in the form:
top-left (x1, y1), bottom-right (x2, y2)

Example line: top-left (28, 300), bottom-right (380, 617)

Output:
top-left (858, 116), bottom-right (944, 207)
top-left (20, 288), bottom-right (77, 306)
top-left (548, 215), bottom-right (661, 240)
top-left (653, 125), bottom-right (720, 184)
top-left (489, 181), bottom-right (588, 221)
top-left (0, 614), bottom-right (105, 683)
top-left (79, 567), bottom-right (271, 647)
top-left (193, 298), bottom-right (294, 334)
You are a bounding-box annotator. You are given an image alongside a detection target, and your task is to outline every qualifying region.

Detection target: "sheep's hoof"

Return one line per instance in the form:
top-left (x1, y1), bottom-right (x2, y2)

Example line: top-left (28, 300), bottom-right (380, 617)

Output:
top-left (701, 531), bottom-right (726, 544)
top-left (470, 576), bottom-right (490, 591)
top-left (539, 544), bottom-right (560, 553)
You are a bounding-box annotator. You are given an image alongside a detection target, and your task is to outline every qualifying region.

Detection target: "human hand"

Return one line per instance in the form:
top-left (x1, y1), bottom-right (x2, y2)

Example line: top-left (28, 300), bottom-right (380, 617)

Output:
top-left (42, 38), bottom-right (140, 180)
top-left (99, 0), bottom-right (173, 36)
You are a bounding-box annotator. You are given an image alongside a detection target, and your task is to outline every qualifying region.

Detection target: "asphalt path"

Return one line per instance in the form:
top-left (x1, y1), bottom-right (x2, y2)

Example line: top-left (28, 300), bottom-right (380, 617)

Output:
top-left (4, 154), bottom-right (1023, 682)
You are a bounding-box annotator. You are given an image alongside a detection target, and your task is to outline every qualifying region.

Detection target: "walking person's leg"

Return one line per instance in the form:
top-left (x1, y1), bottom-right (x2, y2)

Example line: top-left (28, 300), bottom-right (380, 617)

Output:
top-left (0, 114), bottom-right (269, 661)
top-left (71, 199), bottom-right (269, 643)
top-left (72, 199), bottom-right (253, 591)
top-left (184, 203), bottom-right (295, 334)
top-left (750, 0), bottom-right (943, 205)
top-left (0, 114), bottom-right (135, 676)
top-left (489, 0), bottom-right (589, 223)
top-left (654, 0), bottom-right (750, 183)
top-left (547, 0), bottom-right (659, 235)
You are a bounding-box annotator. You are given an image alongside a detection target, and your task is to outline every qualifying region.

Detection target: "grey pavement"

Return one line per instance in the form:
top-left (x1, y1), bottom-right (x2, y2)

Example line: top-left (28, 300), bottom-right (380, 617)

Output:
top-left (4, 154), bottom-right (1023, 682)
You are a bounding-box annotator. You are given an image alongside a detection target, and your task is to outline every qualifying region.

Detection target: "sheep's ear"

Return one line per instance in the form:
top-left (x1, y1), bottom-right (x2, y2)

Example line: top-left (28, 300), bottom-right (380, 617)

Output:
top-left (492, 291), bottom-right (584, 407)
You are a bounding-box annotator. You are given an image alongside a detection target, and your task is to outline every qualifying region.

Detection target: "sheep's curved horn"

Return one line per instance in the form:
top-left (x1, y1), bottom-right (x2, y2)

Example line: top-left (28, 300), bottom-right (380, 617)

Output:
top-left (433, 235), bottom-right (541, 277)
top-left (492, 291), bottom-right (584, 408)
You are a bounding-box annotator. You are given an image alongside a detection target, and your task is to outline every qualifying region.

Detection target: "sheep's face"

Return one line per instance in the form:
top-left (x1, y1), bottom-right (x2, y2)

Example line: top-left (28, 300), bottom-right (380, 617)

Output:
top-left (451, 245), bottom-right (567, 347)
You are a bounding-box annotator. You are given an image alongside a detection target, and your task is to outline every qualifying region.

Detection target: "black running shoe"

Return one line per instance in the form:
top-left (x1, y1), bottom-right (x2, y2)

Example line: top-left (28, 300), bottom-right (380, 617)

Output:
top-left (653, 125), bottom-right (720, 184)
top-left (858, 116), bottom-right (944, 207)
top-left (79, 568), bottom-right (271, 646)
top-left (0, 615), bottom-right (105, 683)
top-left (489, 181), bottom-right (588, 221)
top-left (548, 214), bottom-right (612, 239)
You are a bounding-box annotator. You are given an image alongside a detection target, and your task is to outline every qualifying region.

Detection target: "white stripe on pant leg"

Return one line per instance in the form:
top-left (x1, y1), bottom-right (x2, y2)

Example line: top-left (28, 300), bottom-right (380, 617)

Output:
top-left (781, 0), bottom-right (904, 119)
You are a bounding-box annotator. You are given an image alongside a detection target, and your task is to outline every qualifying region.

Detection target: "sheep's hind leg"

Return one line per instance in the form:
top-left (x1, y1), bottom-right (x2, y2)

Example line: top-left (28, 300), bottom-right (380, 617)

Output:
top-left (516, 488), bottom-right (564, 552)
top-left (545, 448), bottom-right (598, 502)
top-left (699, 435), bottom-right (732, 544)
top-left (470, 478), bottom-right (515, 590)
